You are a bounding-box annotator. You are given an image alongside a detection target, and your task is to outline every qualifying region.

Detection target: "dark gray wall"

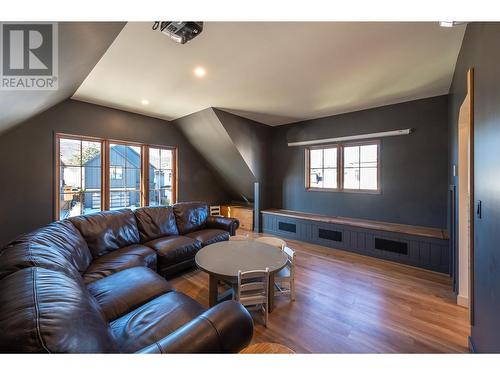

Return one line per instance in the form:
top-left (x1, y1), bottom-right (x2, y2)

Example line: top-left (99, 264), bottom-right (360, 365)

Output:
top-left (0, 99), bottom-right (230, 247)
top-left (271, 95), bottom-right (449, 229)
top-left (173, 108), bottom-right (274, 208)
top-left (213, 108), bottom-right (273, 209)
top-left (173, 108), bottom-right (257, 201)
top-left (0, 22), bottom-right (125, 134)
top-left (448, 22), bottom-right (500, 353)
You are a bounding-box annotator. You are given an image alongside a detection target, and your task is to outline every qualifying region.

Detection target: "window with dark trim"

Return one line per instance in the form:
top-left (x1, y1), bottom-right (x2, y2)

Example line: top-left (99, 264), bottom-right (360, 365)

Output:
top-left (108, 142), bottom-right (142, 211)
top-left (305, 140), bottom-right (380, 193)
top-left (308, 146), bottom-right (338, 189)
top-left (57, 137), bottom-right (103, 218)
top-left (55, 134), bottom-right (177, 220)
top-left (148, 147), bottom-right (175, 207)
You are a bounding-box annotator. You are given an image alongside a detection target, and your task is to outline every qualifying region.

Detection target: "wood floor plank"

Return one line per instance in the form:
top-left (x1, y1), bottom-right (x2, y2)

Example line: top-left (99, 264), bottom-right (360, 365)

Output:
top-left (168, 230), bottom-right (470, 353)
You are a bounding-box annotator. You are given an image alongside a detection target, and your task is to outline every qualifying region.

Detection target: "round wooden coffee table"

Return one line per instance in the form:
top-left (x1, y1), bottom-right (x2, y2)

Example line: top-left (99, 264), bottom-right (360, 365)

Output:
top-left (195, 240), bottom-right (288, 312)
top-left (240, 342), bottom-right (295, 354)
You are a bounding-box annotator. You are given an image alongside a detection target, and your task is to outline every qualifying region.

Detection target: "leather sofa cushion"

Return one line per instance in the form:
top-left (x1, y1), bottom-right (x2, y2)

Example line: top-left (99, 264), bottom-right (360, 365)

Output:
top-left (0, 267), bottom-right (117, 353)
top-left (69, 209), bottom-right (140, 258)
top-left (0, 220), bottom-right (92, 280)
top-left (145, 235), bottom-right (202, 267)
top-left (137, 301), bottom-right (254, 354)
top-left (173, 202), bottom-right (209, 234)
top-left (87, 267), bottom-right (173, 321)
top-left (206, 215), bottom-right (240, 236)
top-left (134, 206), bottom-right (179, 242)
top-left (110, 291), bottom-right (205, 353)
top-left (83, 244), bottom-right (156, 284)
top-left (185, 229), bottom-right (230, 246)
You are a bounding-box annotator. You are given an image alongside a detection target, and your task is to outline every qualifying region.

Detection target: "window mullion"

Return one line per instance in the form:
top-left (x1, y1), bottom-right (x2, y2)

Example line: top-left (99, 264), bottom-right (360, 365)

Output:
top-left (103, 140), bottom-right (110, 211)
top-left (339, 145), bottom-right (342, 191)
top-left (321, 149), bottom-right (324, 188)
top-left (358, 145), bottom-right (361, 190)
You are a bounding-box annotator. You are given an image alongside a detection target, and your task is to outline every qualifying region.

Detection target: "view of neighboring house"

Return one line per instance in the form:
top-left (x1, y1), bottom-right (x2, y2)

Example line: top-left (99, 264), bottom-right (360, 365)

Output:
top-left (60, 144), bottom-right (172, 218)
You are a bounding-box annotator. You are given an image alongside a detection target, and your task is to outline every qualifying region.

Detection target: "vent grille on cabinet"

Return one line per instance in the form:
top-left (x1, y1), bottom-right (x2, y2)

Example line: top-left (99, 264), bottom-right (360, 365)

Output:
top-left (278, 222), bottom-right (296, 233)
top-left (375, 238), bottom-right (408, 255)
top-left (318, 228), bottom-right (342, 242)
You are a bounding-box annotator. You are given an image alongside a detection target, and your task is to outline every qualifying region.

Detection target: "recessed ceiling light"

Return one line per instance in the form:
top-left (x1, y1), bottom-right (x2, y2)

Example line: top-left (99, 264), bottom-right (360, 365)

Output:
top-left (439, 21), bottom-right (466, 28)
top-left (194, 66), bottom-right (206, 78)
top-left (141, 99), bottom-right (149, 105)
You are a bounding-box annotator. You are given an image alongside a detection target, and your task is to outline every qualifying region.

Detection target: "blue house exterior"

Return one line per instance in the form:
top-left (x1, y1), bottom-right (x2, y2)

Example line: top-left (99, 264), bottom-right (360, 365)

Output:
top-left (83, 145), bottom-right (161, 210)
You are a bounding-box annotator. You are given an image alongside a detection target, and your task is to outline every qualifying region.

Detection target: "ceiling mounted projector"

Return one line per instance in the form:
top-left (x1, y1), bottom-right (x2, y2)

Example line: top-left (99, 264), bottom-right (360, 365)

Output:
top-left (152, 22), bottom-right (203, 44)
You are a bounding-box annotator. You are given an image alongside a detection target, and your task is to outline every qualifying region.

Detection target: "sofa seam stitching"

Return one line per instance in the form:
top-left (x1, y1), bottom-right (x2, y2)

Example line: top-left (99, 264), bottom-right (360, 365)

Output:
top-left (199, 315), bottom-right (223, 352)
top-left (32, 268), bottom-right (51, 353)
top-left (155, 342), bottom-right (164, 354)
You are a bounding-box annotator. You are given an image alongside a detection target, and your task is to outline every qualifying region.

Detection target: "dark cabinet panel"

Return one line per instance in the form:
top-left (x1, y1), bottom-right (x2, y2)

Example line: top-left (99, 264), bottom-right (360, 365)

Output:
top-left (262, 212), bottom-right (449, 273)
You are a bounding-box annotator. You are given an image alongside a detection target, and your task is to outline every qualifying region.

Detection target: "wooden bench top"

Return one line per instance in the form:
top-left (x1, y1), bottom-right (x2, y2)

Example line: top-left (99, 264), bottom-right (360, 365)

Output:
top-left (261, 209), bottom-right (448, 240)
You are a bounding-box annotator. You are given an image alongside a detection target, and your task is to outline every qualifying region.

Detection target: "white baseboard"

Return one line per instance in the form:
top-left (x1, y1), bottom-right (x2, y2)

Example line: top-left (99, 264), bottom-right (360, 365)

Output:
top-left (457, 294), bottom-right (469, 308)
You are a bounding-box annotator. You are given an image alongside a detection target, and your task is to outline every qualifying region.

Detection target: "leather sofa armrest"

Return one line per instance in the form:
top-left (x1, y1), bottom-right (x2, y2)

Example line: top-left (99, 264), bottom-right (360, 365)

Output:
top-left (136, 300), bottom-right (253, 354)
top-left (206, 216), bottom-right (240, 236)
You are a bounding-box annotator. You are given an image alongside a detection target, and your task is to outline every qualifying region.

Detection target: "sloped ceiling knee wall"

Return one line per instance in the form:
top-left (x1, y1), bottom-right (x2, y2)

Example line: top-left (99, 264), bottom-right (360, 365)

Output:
top-left (173, 108), bottom-right (272, 205)
top-left (0, 22), bottom-right (125, 135)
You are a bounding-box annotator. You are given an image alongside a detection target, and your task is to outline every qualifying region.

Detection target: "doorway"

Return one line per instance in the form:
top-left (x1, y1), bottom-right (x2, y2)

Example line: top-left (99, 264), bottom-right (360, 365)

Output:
top-left (457, 68), bottom-right (474, 321)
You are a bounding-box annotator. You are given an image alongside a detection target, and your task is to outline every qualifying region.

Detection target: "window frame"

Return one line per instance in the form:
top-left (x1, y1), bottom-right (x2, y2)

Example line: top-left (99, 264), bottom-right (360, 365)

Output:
top-left (304, 145), bottom-right (341, 192)
top-left (110, 166), bottom-right (123, 180)
top-left (305, 139), bottom-right (381, 194)
top-left (54, 133), bottom-right (177, 220)
top-left (142, 145), bottom-right (177, 209)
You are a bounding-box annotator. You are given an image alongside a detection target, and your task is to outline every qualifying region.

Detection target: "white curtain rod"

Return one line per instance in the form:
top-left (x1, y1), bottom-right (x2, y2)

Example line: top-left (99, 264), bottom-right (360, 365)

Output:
top-left (287, 128), bottom-right (413, 147)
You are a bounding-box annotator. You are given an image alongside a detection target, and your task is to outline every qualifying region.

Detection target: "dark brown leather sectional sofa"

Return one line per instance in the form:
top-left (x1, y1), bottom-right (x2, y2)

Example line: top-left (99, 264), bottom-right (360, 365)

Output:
top-left (0, 201), bottom-right (253, 353)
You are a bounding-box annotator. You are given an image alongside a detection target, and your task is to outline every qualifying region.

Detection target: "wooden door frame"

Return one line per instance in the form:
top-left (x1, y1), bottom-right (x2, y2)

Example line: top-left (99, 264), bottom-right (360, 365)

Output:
top-left (468, 68), bottom-right (475, 325)
top-left (457, 68), bottom-right (474, 324)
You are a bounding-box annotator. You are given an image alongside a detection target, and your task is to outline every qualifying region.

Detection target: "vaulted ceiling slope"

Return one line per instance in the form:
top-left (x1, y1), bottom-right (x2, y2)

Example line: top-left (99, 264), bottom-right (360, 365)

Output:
top-left (0, 22), bottom-right (125, 135)
top-left (74, 22), bottom-right (465, 126)
top-left (173, 107), bottom-right (273, 203)
top-left (174, 108), bottom-right (257, 201)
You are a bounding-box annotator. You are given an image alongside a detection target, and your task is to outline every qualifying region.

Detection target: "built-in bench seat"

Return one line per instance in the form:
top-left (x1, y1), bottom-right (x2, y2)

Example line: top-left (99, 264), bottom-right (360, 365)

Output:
top-left (261, 209), bottom-right (450, 274)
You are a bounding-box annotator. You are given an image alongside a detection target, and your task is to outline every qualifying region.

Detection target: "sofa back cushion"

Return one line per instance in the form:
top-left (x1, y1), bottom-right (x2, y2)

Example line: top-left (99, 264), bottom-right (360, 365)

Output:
top-left (0, 267), bottom-right (118, 353)
top-left (134, 206), bottom-right (179, 242)
top-left (69, 209), bottom-right (140, 258)
top-left (173, 202), bottom-right (209, 235)
top-left (0, 220), bottom-right (92, 280)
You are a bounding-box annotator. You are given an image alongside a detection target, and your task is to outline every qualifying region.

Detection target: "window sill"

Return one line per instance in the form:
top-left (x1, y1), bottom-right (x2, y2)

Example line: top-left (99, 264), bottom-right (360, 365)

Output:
top-left (306, 187), bottom-right (339, 192)
top-left (306, 187), bottom-right (381, 195)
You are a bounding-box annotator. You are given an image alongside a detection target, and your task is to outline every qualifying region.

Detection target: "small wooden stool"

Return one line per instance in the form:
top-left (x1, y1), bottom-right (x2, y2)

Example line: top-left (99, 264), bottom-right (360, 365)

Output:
top-left (240, 342), bottom-right (295, 354)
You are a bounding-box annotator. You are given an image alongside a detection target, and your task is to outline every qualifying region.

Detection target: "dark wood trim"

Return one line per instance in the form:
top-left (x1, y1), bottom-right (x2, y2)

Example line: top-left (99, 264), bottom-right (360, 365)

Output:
top-left (304, 140), bottom-right (380, 194)
top-left (304, 145), bottom-right (340, 191)
top-left (306, 187), bottom-right (340, 193)
top-left (172, 147), bottom-right (178, 203)
top-left (54, 133), bottom-right (178, 219)
top-left (141, 144), bottom-right (149, 207)
top-left (340, 188), bottom-right (382, 195)
top-left (304, 147), bottom-right (310, 189)
top-left (468, 68), bottom-right (475, 325)
top-left (146, 145), bottom-right (178, 205)
top-left (54, 133), bottom-right (107, 220)
top-left (449, 184), bottom-right (458, 291)
top-left (338, 143), bottom-right (343, 190)
top-left (342, 139), bottom-right (381, 194)
top-left (54, 133), bottom-right (60, 221)
top-left (261, 208), bottom-right (447, 240)
top-left (102, 140), bottom-right (110, 211)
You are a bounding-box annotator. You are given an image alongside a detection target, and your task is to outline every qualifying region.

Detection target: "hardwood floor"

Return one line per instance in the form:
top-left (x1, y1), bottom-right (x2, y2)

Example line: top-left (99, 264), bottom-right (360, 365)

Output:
top-left (169, 230), bottom-right (470, 353)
